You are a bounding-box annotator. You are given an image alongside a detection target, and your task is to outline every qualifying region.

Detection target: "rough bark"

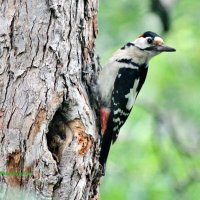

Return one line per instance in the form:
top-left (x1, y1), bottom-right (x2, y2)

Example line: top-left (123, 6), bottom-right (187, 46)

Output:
top-left (0, 0), bottom-right (101, 199)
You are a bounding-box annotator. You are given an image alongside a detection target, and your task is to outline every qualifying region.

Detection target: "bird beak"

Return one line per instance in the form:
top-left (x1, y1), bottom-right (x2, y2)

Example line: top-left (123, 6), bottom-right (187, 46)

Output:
top-left (154, 44), bottom-right (176, 52)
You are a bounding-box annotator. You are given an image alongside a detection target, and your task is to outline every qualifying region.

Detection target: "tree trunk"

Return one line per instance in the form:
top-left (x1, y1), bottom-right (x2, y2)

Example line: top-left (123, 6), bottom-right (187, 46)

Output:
top-left (0, 0), bottom-right (101, 199)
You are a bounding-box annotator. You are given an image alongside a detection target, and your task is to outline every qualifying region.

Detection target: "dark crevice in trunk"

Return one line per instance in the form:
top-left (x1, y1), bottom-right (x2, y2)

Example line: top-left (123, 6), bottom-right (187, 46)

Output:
top-left (46, 104), bottom-right (73, 163)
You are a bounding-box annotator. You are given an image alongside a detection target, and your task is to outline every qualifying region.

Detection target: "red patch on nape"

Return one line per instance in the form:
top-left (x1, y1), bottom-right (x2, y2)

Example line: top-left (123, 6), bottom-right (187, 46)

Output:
top-left (100, 107), bottom-right (110, 135)
top-left (138, 34), bottom-right (144, 38)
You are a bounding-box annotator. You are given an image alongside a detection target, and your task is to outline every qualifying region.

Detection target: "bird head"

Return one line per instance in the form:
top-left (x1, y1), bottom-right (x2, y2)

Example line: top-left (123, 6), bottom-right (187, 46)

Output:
top-left (133, 31), bottom-right (176, 57)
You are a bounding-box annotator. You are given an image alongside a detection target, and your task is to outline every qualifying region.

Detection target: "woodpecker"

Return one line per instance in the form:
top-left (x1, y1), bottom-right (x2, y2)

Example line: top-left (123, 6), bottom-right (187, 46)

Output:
top-left (98, 31), bottom-right (176, 174)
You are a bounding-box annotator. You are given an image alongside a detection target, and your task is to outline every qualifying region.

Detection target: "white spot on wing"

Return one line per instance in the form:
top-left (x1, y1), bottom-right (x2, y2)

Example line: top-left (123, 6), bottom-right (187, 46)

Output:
top-left (119, 121), bottom-right (124, 125)
top-left (114, 108), bottom-right (122, 115)
top-left (125, 79), bottom-right (139, 110)
top-left (114, 108), bottom-right (129, 116)
top-left (113, 117), bottom-right (120, 123)
top-left (112, 97), bottom-right (118, 106)
top-left (113, 126), bottom-right (119, 132)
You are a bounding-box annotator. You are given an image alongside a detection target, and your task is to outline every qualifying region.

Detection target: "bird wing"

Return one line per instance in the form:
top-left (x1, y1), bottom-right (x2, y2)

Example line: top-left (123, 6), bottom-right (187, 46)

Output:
top-left (110, 66), bottom-right (148, 143)
top-left (99, 65), bottom-right (148, 172)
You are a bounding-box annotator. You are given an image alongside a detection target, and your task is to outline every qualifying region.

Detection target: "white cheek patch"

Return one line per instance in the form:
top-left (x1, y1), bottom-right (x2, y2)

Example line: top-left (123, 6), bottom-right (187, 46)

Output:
top-left (134, 37), bottom-right (148, 49)
top-left (125, 79), bottom-right (140, 110)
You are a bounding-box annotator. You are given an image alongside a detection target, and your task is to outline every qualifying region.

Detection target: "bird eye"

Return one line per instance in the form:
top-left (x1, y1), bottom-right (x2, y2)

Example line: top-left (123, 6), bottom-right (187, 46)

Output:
top-left (147, 38), bottom-right (153, 44)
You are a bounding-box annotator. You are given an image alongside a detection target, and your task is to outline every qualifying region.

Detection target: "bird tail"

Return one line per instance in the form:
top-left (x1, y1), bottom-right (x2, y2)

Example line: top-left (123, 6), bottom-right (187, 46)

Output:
top-left (99, 128), bottom-right (112, 175)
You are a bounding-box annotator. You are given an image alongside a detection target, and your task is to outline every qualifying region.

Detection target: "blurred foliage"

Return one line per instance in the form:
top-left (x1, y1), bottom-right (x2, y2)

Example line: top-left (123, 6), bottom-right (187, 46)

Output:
top-left (97, 0), bottom-right (200, 199)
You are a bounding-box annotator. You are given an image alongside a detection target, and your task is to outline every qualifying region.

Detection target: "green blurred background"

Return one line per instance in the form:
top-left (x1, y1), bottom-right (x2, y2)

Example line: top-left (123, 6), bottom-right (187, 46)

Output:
top-left (96, 0), bottom-right (200, 199)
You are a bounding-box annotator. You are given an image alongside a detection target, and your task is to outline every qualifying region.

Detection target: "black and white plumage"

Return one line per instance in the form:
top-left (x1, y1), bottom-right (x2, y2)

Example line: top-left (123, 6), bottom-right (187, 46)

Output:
top-left (98, 31), bottom-right (175, 174)
top-left (110, 62), bottom-right (148, 143)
